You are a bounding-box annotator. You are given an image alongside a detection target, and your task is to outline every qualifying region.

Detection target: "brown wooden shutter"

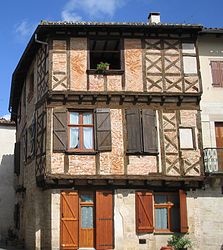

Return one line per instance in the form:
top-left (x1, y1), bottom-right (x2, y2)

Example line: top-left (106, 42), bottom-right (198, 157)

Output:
top-left (53, 109), bottom-right (67, 152)
top-left (96, 190), bottom-right (114, 250)
top-left (210, 61), bottom-right (223, 86)
top-left (14, 142), bottom-right (20, 176)
top-left (142, 109), bottom-right (158, 154)
top-left (95, 109), bottom-right (112, 151)
top-left (179, 189), bottom-right (188, 233)
top-left (126, 109), bottom-right (142, 153)
top-left (61, 191), bottom-right (79, 250)
top-left (135, 191), bottom-right (154, 233)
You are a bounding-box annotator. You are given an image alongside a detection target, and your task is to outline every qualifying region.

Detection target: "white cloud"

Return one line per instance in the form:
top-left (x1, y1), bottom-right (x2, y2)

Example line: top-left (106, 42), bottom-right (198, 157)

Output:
top-left (61, 0), bottom-right (126, 21)
top-left (15, 20), bottom-right (36, 39)
top-left (1, 114), bottom-right (11, 120)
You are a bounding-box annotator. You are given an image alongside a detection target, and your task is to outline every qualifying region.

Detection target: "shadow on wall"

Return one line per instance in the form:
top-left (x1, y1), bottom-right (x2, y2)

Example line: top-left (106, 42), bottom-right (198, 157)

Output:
top-left (0, 154), bottom-right (15, 241)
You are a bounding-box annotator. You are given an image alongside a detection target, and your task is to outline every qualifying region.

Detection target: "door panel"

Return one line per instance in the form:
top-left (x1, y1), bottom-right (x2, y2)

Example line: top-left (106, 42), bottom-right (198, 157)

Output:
top-left (215, 122), bottom-right (223, 170)
top-left (61, 191), bottom-right (79, 250)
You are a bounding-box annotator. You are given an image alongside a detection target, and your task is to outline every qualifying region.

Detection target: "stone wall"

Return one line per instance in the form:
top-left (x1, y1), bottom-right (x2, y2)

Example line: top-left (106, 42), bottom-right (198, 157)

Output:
top-left (0, 125), bottom-right (15, 241)
top-left (48, 186), bottom-right (223, 250)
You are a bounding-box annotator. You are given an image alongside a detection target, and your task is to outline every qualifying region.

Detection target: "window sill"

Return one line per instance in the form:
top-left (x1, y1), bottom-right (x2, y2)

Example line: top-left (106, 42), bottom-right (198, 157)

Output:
top-left (212, 83), bottom-right (223, 88)
top-left (126, 152), bottom-right (159, 156)
top-left (154, 231), bottom-right (175, 235)
top-left (65, 150), bottom-right (97, 155)
top-left (86, 69), bottom-right (124, 75)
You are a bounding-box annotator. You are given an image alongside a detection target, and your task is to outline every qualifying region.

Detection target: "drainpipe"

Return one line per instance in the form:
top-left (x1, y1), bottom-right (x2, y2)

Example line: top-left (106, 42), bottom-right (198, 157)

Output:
top-left (34, 33), bottom-right (48, 46)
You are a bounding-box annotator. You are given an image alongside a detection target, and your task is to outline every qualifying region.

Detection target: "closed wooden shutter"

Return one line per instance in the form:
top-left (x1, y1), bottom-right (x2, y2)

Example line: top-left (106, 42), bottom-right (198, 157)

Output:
top-left (126, 109), bottom-right (142, 153)
top-left (142, 109), bottom-right (158, 154)
top-left (96, 190), bottom-right (114, 250)
top-left (61, 191), bottom-right (79, 250)
top-left (53, 109), bottom-right (67, 152)
top-left (14, 142), bottom-right (20, 176)
top-left (135, 191), bottom-right (154, 233)
top-left (95, 109), bottom-right (112, 151)
top-left (211, 61), bottom-right (223, 87)
top-left (179, 190), bottom-right (188, 233)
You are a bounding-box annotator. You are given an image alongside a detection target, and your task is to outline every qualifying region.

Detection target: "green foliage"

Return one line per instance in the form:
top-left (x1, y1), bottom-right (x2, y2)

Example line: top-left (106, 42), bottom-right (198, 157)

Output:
top-left (168, 234), bottom-right (192, 249)
top-left (96, 62), bottom-right (110, 73)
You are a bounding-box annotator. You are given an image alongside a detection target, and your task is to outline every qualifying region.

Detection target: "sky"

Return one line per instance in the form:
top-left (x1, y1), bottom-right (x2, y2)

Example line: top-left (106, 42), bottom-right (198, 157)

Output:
top-left (0, 0), bottom-right (223, 118)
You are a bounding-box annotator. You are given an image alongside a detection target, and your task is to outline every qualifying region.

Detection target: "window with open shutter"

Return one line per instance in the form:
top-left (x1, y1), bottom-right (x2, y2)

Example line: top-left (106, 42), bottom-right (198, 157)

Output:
top-left (126, 109), bottom-right (158, 154)
top-left (53, 109), bottom-right (67, 152)
top-left (210, 61), bottom-right (223, 87)
top-left (95, 109), bottom-right (112, 152)
top-left (96, 190), bottom-right (114, 250)
top-left (135, 191), bottom-right (154, 233)
top-left (61, 191), bottom-right (79, 250)
top-left (179, 190), bottom-right (188, 233)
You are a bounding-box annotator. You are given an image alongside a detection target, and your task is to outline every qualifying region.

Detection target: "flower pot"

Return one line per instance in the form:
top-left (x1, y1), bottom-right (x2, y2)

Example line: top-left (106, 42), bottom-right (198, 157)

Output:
top-left (177, 248), bottom-right (187, 250)
top-left (160, 246), bottom-right (173, 250)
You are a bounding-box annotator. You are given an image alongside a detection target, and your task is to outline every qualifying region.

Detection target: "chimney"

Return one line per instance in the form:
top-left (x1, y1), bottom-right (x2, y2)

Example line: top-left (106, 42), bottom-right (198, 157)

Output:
top-left (148, 12), bottom-right (160, 24)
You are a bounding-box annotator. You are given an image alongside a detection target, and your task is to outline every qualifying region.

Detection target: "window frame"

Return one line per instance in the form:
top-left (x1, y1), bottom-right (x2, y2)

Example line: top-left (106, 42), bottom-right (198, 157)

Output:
top-left (68, 111), bottom-right (95, 152)
top-left (154, 192), bottom-right (180, 233)
top-left (182, 42), bottom-right (198, 75)
top-left (87, 37), bottom-right (124, 74)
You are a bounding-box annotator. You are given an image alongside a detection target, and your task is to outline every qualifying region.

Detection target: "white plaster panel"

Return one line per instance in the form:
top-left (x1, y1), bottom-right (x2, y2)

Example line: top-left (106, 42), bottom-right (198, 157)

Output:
top-left (182, 43), bottom-right (196, 54)
top-left (183, 56), bottom-right (198, 74)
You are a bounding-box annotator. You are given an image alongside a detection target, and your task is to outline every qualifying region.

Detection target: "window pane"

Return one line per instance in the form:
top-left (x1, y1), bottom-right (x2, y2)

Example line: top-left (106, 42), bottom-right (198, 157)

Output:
top-left (70, 128), bottom-right (79, 148)
top-left (70, 112), bottom-right (79, 124)
top-left (83, 127), bottom-right (93, 149)
top-left (80, 194), bottom-right (93, 203)
top-left (81, 206), bottom-right (93, 228)
top-left (155, 208), bottom-right (168, 229)
top-left (155, 195), bottom-right (167, 204)
top-left (83, 113), bottom-right (93, 124)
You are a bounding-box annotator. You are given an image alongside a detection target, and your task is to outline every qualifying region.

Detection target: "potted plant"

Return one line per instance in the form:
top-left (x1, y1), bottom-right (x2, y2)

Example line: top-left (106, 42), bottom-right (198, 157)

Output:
top-left (96, 62), bottom-right (110, 74)
top-left (167, 234), bottom-right (192, 250)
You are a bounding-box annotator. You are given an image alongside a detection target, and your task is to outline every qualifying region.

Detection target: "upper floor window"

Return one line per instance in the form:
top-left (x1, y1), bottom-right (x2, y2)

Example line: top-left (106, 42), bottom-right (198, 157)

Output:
top-left (210, 61), bottom-right (223, 87)
top-left (125, 109), bottom-right (158, 155)
top-left (89, 39), bottom-right (121, 70)
top-left (68, 112), bottom-right (94, 150)
top-left (53, 108), bottom-right (112, 153)
top-left (182, 43), bottom-right (197, 75)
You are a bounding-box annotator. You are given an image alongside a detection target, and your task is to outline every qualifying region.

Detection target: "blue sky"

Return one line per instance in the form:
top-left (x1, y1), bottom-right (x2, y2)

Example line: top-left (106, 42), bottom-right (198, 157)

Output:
top-left (0, 0), bottom-right (222, 118)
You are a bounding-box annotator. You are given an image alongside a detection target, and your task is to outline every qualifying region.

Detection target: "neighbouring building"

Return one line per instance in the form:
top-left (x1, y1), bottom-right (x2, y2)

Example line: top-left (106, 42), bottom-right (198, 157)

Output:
top-left (195, 28), bottom-right (223, 249)
top-left (9, 12), bottom-right (219, 250)
top-left (0, 118), bottom-right (16, 242)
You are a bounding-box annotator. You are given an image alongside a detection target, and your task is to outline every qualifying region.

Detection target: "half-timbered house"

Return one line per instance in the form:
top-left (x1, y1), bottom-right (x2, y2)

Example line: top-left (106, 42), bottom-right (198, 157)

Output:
top-left (10, 13), bottom-right (205, 250)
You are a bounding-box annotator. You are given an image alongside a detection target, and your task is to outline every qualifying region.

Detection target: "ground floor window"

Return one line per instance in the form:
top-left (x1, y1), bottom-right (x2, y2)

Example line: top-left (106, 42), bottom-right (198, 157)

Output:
top-left (136, 190), bottom-right (188, 234)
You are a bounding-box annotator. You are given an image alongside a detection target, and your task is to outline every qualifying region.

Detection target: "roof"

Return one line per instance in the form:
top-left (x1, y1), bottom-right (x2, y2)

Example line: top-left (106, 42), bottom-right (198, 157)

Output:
top-left (40, 20), bottom-right (202, 28)
top-left (201, 27), bottom-right (223, 34)
top-left (9, 20), bottom-right (203, 120)
top-left (0, 118), bottom-right (15, 126)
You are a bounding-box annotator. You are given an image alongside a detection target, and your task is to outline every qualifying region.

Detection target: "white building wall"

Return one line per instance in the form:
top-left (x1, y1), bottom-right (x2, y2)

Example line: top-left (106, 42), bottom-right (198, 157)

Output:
top-left (0, 124), bottom-right (16, 240)
top-left (198, 35), bottom-right (223, 147)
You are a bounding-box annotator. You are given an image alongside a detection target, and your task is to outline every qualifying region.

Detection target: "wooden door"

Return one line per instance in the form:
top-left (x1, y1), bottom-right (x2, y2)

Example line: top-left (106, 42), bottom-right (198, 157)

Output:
top-left (215, 122), bottom-right (223, 170)
top-left (96, 190), bottom-right (114, 250)
top-left (79, 192), bottom-right (95, 248)
top-left (61, 191), bottom-right (79, 250)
